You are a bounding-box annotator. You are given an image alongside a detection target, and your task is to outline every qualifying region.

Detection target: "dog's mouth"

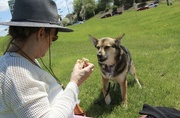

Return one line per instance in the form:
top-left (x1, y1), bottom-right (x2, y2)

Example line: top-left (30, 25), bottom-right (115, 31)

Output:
top-left (97, 55), bottom-right (108, 62)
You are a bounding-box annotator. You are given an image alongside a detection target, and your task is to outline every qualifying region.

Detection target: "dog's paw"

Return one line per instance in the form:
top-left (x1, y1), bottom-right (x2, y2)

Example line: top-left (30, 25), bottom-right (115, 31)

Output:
top-left (105, 94), bottom-right (111, 105)
top-left (122, 102), bottom-right (128, 108)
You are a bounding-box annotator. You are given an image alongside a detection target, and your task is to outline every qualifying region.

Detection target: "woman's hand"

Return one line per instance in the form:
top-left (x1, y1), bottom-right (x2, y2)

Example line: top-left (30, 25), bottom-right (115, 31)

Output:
top-left (70, 59), bottom-right (94, 86)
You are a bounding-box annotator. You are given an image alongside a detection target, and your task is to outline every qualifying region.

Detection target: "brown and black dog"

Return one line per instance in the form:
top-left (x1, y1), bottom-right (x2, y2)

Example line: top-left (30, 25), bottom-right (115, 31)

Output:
top-left (89, 33), bottom-right (142, 107)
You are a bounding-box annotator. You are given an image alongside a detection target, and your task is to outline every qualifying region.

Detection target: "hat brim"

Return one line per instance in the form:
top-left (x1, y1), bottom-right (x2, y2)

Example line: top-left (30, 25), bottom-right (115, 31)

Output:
top-left (0, 21), bottom-right (73, 32)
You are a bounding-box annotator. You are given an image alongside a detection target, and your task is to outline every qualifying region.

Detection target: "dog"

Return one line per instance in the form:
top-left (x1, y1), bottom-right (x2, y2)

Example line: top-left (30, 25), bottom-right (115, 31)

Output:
top-left (89, 33), bottom-right (142, 107)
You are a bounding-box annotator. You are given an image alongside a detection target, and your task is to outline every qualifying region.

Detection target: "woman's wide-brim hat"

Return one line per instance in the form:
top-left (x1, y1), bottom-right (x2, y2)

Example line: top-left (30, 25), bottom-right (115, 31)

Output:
top-left (0, 0), bottom-right (73, 32)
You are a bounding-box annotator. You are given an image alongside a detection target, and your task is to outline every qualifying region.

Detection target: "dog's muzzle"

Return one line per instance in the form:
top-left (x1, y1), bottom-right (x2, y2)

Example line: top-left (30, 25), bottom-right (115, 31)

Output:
top-left (97, 54), bottom-right (107, 62)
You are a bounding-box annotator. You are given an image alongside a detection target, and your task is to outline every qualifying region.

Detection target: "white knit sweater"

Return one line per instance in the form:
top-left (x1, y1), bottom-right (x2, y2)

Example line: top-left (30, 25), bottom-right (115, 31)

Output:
top-left (0, 52), bottom-right (79, 118)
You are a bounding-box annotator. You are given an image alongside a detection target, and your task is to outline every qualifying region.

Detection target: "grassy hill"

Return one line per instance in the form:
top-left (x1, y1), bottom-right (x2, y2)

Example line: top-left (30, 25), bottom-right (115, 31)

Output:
top-left (0, 1), bottom-right (180, 117)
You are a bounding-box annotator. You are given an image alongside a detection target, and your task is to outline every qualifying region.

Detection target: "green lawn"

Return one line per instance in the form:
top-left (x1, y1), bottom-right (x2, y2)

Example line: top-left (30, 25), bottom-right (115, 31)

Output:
top-left (0, 1), bottom-right (180, 117)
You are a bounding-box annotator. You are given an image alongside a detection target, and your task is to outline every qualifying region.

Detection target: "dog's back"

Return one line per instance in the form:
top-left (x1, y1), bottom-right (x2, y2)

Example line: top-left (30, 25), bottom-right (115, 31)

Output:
top-left (120, 45), bottom-right (132, 72)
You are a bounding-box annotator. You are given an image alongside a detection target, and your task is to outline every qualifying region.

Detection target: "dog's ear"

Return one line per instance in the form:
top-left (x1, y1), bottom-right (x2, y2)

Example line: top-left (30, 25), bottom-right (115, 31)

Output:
top-left (115, 33), bottom-right (125, 45)
top-left (89, 35), bottom-right (98, 47)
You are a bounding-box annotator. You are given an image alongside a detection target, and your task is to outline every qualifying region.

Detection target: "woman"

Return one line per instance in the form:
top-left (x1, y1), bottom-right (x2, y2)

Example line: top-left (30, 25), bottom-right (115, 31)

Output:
top-left (0, 0), bottom-right (94, 118)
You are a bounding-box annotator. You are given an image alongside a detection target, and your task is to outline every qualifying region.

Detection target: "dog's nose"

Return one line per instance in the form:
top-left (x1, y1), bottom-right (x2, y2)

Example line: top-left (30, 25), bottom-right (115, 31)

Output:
top-left (97, 53), bottom-right (102, 58)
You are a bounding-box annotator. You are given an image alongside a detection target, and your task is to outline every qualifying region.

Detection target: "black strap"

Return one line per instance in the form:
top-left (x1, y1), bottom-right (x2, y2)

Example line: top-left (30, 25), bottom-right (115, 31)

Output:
top-left (94, 81), bottom-right (111, 105)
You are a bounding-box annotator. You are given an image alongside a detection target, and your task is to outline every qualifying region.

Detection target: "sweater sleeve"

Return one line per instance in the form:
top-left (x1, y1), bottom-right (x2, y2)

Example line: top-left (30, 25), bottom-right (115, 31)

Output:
top-left (42, 82), bottom-right (79, 118)
top-left (39, 82), bottom-right (79, 118)
top-left (4, 61), bottom-right (79, 118)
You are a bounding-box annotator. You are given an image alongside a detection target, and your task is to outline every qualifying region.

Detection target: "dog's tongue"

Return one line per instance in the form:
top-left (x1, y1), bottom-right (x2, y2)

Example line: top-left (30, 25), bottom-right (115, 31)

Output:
top-left (105, 65), bottom-right (114, 73)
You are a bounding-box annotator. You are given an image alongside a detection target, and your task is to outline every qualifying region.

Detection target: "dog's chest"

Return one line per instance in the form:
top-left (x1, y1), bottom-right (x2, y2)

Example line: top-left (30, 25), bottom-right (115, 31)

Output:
top-left (101, 65), bottom-right (115, 79)
top-left (101, 63), bottom-right (128, 81)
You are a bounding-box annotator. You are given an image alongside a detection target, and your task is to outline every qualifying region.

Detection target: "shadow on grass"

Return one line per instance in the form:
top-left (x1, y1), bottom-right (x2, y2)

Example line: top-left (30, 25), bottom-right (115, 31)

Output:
top-left (86, 86), bottom-right (121, 117)
top-left (85, 78), bottom-right (139, 117)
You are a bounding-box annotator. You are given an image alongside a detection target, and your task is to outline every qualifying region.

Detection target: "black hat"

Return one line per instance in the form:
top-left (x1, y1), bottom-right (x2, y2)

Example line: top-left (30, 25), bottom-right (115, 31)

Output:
top-left (0, 0), bottom-right (73, 32)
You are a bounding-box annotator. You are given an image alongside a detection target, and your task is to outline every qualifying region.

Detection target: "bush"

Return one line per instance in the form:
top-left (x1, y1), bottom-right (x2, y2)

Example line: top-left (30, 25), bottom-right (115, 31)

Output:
top-left (62, 18), bottom-right (70, 27)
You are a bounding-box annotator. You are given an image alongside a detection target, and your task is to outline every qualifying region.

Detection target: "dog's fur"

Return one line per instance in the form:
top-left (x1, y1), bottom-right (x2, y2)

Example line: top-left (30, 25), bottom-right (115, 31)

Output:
top-left (89, 33), bottom-right (142, 107)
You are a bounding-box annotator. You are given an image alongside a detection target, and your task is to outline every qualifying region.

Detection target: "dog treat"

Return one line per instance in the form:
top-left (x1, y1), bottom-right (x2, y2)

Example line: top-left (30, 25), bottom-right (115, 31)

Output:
top-left (78, 57), bottom-right (89, 69)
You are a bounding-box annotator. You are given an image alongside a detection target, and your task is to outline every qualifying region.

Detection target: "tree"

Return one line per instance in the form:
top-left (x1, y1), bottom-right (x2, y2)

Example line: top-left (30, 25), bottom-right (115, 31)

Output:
top-left (72, 0), bottom-right (154, 21)
top-left (62, 18), bottom-right (70, 26)
top-left (73, 0), bottom-right (83, 21)
top-left (73, 0), bottom-right (96, 21)
top-left (113, 0), bottom-right (121, 7)
top-left (83, 0), bottom-right (96, 19)
top-left (96, 0), bottom-right (113, 12)
top-left (80, 5), bottom-right (86, 20)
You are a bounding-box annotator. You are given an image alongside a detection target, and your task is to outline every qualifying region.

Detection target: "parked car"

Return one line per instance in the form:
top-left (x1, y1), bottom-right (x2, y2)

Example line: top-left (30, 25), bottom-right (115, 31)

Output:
top-left (148, 3), bottom-right (158, 8)
top-left (137, 6), bottom-right (149, 11)
top-left (73, 21), bottom-right (84, 25)
top-left (137, 3), bottom-right (158, 11)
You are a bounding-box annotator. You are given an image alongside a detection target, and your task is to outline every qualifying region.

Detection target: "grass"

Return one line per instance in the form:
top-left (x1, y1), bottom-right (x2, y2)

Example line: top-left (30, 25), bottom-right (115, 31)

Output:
top-left (0, 1), bottom-right (180, 117)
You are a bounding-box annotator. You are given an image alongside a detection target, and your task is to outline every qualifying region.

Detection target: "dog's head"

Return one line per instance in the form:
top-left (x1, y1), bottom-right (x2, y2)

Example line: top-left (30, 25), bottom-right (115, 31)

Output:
top-left (89, 33), bottom-right (125, 65)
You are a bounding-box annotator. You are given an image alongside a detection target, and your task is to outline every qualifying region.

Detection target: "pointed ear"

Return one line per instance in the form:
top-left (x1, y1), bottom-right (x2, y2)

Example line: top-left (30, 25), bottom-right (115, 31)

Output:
top-left (89, 34), bottom-right (98, 47)
top-left (115, 33), bottom-right (125, 45)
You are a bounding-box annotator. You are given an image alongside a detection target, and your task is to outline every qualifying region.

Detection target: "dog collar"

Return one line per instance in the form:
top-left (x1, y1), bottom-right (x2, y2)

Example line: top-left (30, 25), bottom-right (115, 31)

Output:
top-left (105, 64), bottom-right (115, 73)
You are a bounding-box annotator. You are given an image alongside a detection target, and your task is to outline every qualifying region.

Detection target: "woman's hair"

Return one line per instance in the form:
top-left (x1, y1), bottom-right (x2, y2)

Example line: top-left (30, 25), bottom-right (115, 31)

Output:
top-left (9, 26), bottom-right (51, 41)
top-left (4, 26), bottom-right (51, 53)
top-left (9, 26), bottom-right (40, 40)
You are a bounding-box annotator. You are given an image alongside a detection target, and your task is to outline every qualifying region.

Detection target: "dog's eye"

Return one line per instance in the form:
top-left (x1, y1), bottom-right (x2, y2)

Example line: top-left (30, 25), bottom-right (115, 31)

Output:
top-left (96, 46), bottom-right (100, 50)
top-left (104, 46), bottom-right (110, 50)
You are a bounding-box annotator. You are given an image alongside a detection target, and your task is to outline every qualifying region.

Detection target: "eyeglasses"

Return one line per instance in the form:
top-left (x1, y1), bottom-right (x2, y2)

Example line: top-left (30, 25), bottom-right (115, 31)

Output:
top-left (47, 28), bottom-right (58, 42)
top-left (52, 35), bottom-right (58, 42)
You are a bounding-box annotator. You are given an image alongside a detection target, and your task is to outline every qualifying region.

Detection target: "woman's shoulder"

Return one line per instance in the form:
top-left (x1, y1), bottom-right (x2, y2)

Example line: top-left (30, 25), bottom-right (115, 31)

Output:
top-left (4, 52), bottom-right (39, 70)
top-left (3, 52), bottom-right (43, 78)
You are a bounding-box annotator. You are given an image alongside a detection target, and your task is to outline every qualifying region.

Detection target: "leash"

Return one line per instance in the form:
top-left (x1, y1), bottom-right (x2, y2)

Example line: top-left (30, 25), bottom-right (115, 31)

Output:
top-left (94, 65), bottom-right (113, 105)
top-left (94, 80), bottom-right (111, 105)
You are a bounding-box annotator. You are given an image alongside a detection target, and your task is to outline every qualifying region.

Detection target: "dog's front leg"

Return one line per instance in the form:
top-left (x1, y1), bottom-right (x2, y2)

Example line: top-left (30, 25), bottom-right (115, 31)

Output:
top-left (119, 79), bottom-right (127, 107)
top-left (102, 78), bottom-right (111, 104)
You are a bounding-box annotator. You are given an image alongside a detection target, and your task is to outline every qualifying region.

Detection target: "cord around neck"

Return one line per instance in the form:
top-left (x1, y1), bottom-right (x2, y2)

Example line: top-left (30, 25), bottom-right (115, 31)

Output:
top-left (9, 39), bottom-right (64, 89)
top-left (10, 42), bottom-right (41, 68)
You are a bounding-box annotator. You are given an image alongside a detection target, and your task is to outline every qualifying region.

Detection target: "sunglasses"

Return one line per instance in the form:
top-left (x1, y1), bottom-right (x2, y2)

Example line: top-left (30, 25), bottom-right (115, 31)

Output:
top-left (52, 35), bottom-right (58, 42)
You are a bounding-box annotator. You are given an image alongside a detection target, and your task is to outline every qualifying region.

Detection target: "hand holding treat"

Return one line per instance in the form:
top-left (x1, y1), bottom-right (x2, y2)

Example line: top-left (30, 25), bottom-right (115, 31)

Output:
top-left (78, 57), bottom-right (89, 69)
top-left (70, 58), bottom-right (94, 86)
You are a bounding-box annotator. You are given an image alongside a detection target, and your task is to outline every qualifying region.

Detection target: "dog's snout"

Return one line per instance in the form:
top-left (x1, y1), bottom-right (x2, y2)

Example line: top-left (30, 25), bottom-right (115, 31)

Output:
top-left (96, 49), bottom-right (107, 62)
top-left (97, 53), bottom-right (102, 58)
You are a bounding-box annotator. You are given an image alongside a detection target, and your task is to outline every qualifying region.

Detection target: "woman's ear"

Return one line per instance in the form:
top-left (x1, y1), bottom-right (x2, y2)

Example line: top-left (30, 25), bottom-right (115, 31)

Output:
top-left (37, 28), bottom-right (45, 42)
